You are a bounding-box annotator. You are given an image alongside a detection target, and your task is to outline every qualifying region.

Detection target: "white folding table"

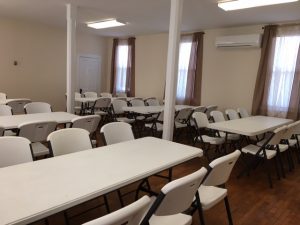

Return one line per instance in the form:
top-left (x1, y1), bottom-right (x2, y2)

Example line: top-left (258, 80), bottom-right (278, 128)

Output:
top-left (207, 116), bottom-right (293, 136)
top-left (0, 112), bottom-right (78, 129)
top-left (123, 105), bottom-right (194, 115)
top-left (0, 137), bottom-right (202, 225)
top-left (0, 98), bottom-right (31, 105)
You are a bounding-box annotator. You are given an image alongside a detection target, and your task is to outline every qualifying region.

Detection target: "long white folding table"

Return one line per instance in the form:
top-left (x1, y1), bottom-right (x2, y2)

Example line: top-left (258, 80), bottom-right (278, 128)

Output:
top-left (207, 116), bottom-right (293, 136)
top-left (0, 112), bottom-right (78, 129)
top-left (0, 137), bottom-right (203, 225)
top-left (123, 105), bottom-right (194, 115)
top-left (0, 98), bottom-right (31, 105)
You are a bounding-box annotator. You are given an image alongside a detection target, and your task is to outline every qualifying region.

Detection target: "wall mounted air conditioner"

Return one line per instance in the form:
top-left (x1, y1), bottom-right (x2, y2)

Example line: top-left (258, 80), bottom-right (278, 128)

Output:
top-left (215, 34), bottom-right (262, 48)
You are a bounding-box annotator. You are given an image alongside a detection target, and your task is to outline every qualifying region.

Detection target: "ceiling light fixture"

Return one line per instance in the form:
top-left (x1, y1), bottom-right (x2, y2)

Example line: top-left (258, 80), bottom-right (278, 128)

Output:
top-left (218, 0), bottom-right (298, 11)
top-left (87, 19), bottom-right (126, 29)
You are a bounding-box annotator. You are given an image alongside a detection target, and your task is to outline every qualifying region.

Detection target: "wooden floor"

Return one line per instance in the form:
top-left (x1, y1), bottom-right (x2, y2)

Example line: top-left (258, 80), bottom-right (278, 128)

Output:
top-left (32, 131), bottom-right (300, 225)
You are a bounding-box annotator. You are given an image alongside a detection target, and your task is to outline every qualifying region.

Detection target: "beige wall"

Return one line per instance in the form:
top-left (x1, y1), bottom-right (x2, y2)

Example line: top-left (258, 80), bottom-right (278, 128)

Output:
top-left (0, 18), bottom-right (108, 111)
top-left (106, 25), bottom-right (262, 112)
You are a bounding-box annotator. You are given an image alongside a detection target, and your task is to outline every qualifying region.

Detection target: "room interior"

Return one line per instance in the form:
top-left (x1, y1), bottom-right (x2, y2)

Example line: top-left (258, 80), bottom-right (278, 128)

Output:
top-left (1, 0), bottom-right (300, 225)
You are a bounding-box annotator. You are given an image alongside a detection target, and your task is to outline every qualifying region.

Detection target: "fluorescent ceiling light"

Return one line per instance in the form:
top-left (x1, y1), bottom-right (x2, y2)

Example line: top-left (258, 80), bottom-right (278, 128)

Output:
top-left (218, 0), bottom-right (298, 11)
top-left (87, 19), bottom-right (125, 29)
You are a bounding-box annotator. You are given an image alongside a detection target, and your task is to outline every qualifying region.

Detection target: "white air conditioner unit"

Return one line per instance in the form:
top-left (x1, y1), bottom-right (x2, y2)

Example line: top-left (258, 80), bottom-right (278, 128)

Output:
top-left (215, 34), bottom-right (262, 48)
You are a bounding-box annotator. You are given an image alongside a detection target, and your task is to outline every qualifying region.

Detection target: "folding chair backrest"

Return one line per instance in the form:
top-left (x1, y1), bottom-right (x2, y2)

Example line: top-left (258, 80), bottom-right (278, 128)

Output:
top-left (0, 105), bottom-right (12, 116)
top-left (205, 105), bottom-right (218, 118)
top-left (282, 121), bottom-right (300, 139)
top-left (101, 122), bottom-right (134, 145)
top-left (84, 92), bottom-right (98, 98)
top-left (75, 92), bottom-right (81, 98)
top-left (145, 98), bottom-right (160, 106)
top-left (192, 112), bottom-right (209, 128)
top-left (24, 102), bottom-right (52, 114)
top-left (83, 196), bottom-right (151, 225)
top-left (94, 98), bottom-right (111, 108)
top-left (112, 99), bottom-right (127, 114)
top-left (193, 106), bottom-right (207, 113)
top-left (100, 92), bottom-right (113, 98)
top-left (0, 92), bottom-right (7, 100)
top-left (175, 108), bottom-right (193, 122)
top-left (116, 97), bottom-right (127, 101)
top-left (130, 98), bottom-right (145, 107)
top-left (142, 167), bottom-right (207, 220)
top-left (225, 109), bottom-right (240, 120)
top-left (0, 137), bottom-right (33, 167)
top-left (237, 107), bottom-right (249, 118)
top-left (210, 110), bottom-right (226, 122)
top-left (116, 92), bottom-right (127, 98)
top-left (7, 99), bottom-right (31, 114)
top-left (47, 128), bottom-right (92, 156)
top-left (18, 121), bottom-right (57, 143)
top-left (203, 150), bottom-right (241, 186)
top-left (71, 115), bottom-right (100, 134)
top-left (268, 126), bottom-right (288, 145)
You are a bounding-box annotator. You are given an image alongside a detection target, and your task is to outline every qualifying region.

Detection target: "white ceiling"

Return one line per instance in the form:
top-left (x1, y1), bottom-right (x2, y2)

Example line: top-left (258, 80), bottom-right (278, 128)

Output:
top-left (0, 0), bottom-right (300, 37)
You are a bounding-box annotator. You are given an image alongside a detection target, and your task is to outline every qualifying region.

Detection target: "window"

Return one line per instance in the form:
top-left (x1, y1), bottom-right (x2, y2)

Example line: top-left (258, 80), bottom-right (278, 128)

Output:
top-left (115, 42), bottom-right (129, 93)
top-left (267, 34), bottom-right (300, 117)
top-left (176, 37), bottom-right (192, 101)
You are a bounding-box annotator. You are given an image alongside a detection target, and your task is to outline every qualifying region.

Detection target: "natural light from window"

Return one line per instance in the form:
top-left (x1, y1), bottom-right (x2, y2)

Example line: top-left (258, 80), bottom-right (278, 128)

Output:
top-left (177, 41), bottom-right (192, 101)
top-left (267, 35), bottom-right (300, 116)
top-left (116, 44), bottom-right (129, 93)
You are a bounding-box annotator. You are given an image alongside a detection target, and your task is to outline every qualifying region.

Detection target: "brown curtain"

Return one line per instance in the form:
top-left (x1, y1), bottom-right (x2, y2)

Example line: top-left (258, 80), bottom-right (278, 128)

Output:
top-left (110, 38), bottom-right (119, 94)
top-left (126, 37), bottom-right (136, 97)
top-left (287, 45), bottom-right (300, 120)
top-left (251, 25), bottom-right (278, 115)
top-left (185, 32), bottom-right (204, 106)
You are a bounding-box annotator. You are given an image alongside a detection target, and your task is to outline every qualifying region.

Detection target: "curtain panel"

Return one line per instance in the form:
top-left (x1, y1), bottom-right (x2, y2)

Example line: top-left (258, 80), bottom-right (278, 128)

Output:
top-left (126, 37), bottom-right (136, 97)
top-left (110, 38), bottom-right (119, 94)
top-left (251, 25), bottom-right (278, 116)
top-left (176, 32), bottom-right (204, 105)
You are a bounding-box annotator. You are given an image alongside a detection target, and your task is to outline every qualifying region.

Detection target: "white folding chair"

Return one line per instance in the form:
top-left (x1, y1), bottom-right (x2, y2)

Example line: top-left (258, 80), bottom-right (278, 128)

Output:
top-left (241, 126), bottom-right (288, 188)
top-left (74, 92), bottom-right (82, 115)
top-left (190, 106), bottom-right (207, 127)
top-left (24, 102), bottom-right (52, 114)
top-left (83, 196), bottom-right (151, 225)
top-left (92, 97), bottom-right (112, 116)
top-left (195, 150), bottom-right (241, 225)
top-left (0, 92), bottom-right (7, 100)
top-left (7, 99), bottom-right (31, 114)
top-left (0, 105), bottom-right (12, 116)
top-left (237, 107), bottom-right (250, 118)
top-left (0, 137), bottom-right (33, 167)
top-left (71, 115), bottom-right (101, 147)
top-left (101, 122), bottom-right (134, 145)
top-left (205, 105), bottom-right (217, 120)
top-left (116, 92), bottom-right (127, 98)
top-left (100, 92), bottom-right (113, 98)
top-left (18, 121), bottom-right (57, 158)
top-left (130, 98), bottom-right (145, 107)
top-left (225, 109), bottom-right (240, 120)
top-left (145, 98), bottom-right (160, 106)
top-left (111, 99), bottom-right (135, 124)
top-left (47, 128), bottom-right (92, 156)
top-left (140, 167), bottom-right (207, 225)
top-left (192, 112), bottom-right (225, 161)
top-left (210, 111), bottom-right (240, 142)
top-left (84, 92), bottom-right (98, 98)
top-left (0, 105), bottom-right (17, 136)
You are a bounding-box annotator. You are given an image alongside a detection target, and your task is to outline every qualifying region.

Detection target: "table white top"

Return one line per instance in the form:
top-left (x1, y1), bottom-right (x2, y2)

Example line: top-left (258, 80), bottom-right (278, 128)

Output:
top-left (0, 98), bottom-right (31, 105)
top-left (208, 116), bottom-right (293, 136)
top-left (0, 112), bottom-right (78, 129)
top-left (75, 97), bottom-right (136, 103)
top-left (123, 105), bottom-right (194, 114)
top-left (0, 137), bottom-right (202, 225)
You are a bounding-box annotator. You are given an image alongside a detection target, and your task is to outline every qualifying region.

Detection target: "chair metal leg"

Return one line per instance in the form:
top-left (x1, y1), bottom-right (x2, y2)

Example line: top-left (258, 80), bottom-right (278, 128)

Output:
top-left (195, 192), bottom-right (205, 225)
top-left (224, 196), bottom-right (233, 225)
top-left (277, 152), bottom-right (286, 178)
top-left (64, 211), bottom-right (70, 225)
top-left (265, 160), bottom-right (273, 188)
top-left (103, 194), bottom-right (110, 213)
top-left (117, 189), bottom-right (125, 207)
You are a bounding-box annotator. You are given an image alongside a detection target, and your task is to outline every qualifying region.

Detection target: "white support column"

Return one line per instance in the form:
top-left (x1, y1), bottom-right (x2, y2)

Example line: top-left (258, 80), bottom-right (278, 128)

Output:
top-left (66, 4), bottom-right (77, 113)
top-left (162, 0), bottom-right (184, 140)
